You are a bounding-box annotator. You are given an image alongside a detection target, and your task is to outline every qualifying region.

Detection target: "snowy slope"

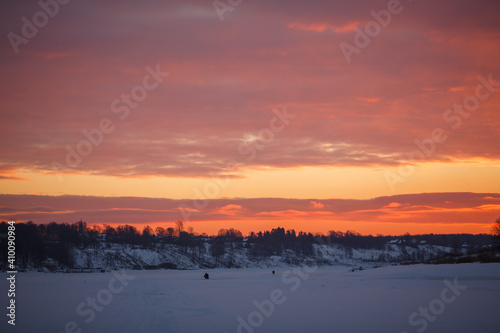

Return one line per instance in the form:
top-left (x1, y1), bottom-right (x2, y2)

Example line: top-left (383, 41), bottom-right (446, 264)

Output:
top-left (64, 241), bottom-right (452, 272)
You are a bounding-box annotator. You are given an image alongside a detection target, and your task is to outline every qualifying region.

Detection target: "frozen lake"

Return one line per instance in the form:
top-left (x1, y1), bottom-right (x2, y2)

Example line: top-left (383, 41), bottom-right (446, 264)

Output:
top-left (1, 263), bottom-right (499, 333)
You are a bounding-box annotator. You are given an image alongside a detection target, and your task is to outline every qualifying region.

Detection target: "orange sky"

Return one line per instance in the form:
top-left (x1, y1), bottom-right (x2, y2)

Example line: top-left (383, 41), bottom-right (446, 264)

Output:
top-left (1, 0), bottom-right (500, 235)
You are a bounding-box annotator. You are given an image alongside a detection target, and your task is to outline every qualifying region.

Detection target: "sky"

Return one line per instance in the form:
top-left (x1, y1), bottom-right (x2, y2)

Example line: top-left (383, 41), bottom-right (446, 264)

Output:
top-left (1, 0), bottom-right (499, 235)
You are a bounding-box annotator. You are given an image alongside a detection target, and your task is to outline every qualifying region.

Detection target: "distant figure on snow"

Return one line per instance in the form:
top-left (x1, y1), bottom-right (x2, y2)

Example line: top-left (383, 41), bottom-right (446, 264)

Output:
top-left (272, 270), bottom-right (275, 275)
top-left (204, 272), bottom-right (209, 280)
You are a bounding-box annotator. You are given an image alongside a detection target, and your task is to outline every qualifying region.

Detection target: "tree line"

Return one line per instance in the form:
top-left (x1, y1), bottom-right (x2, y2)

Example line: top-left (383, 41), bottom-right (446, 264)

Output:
top-left (0, 220), bottom-right (497, 270)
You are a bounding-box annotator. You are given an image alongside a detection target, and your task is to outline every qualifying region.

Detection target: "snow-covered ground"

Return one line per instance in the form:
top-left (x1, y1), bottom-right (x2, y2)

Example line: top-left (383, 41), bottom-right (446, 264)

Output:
top-left (1, 263), bottom-right (499, 333)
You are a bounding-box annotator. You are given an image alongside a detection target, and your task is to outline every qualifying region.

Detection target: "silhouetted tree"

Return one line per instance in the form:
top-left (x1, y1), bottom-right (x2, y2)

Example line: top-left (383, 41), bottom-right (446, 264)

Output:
top-left (175, 221), bottom-right (184, 236)
top-left (116, 225), bottom-right (140, 244)
top-left (493, 217), bottom-right (500, 248)
top-left (76, 220), bottom-right (87, 234)
top-left (141, 226), bottom-right (154, 248)
top-left (155, 227), bottom-right (166, 237)
top-left (211, 240), bottom-right (225, 260)
top-left (104, 225), bottom-right (117, 241)
top-left (166, 227), bottom-right (175, 238)
top-left (217, 228), bottom-right (243, 241)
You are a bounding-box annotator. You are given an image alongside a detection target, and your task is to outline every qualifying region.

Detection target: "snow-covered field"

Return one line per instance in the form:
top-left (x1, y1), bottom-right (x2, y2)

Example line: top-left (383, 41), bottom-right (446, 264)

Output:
top-left (1, 263), bottom-right (499, 333)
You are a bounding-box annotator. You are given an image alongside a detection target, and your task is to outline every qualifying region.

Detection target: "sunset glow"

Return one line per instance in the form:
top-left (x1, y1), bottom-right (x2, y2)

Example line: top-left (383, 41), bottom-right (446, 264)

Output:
top-left (1, 0), bottom-right (500, 235)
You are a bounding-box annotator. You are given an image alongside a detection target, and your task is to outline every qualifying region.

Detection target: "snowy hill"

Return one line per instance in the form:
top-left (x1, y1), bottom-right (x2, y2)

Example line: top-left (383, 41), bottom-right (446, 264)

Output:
top-left (4, 222), bottom-right (492, 272)
top-left (62, 240), bottom-right (453, 272)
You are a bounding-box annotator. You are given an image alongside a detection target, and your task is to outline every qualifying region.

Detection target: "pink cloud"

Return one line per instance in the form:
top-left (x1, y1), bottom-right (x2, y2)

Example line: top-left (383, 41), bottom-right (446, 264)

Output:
top-left (1, 193), bottom-right (498, 235)
top-left (310, 201), bottom-right (325, 209)
top-left (288, 22), bottom-right (332, 33)
top-left (0, 1), bottom-right (499, 179)
top-left (384, 202), bottom-right (403, 208)
top-left (216, 204), bottom-right (244, 216)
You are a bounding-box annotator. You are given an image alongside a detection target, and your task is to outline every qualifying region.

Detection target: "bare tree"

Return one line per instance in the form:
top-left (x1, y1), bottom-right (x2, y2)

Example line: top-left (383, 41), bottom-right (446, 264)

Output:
top-left (175, 221), bottom-right (184, 236)
top-left (155, 227), bottom-right (166, 237)
top-left (142, 225), bottom-right (154, 237)
top-left (91, 224), bottom-right (103, 234)
top-left (493, 216), bottom-right (500, 248)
